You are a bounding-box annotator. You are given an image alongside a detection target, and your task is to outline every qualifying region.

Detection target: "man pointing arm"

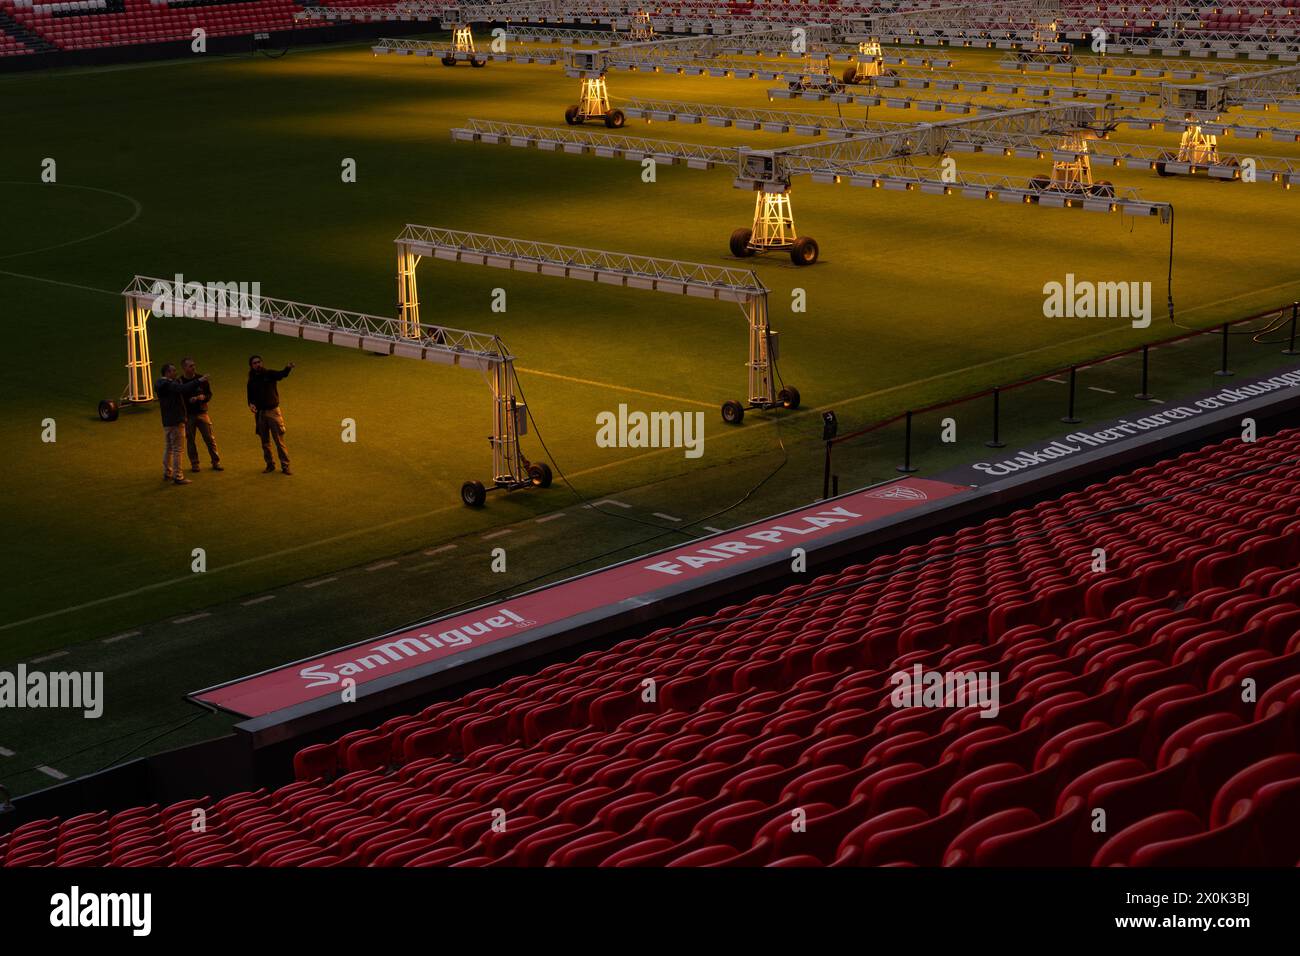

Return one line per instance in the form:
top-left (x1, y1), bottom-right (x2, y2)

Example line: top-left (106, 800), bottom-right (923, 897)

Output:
top-left (247, 354), bottom-right (296, 476)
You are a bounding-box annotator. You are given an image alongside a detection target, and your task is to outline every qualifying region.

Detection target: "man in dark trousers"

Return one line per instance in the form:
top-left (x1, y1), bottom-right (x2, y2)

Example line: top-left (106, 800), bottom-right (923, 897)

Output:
top-left (156, 363), bottom-right (209, 485)
top-left (180, 357), bottom-right (222, 473)
top-left (247, 354), bottom-right (295, 475)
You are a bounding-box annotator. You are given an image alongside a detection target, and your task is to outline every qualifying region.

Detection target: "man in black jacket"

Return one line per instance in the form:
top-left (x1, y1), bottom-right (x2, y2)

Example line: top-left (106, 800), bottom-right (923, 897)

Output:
top-left (247, 354), bottom-right (295, 475)
top-left (156, 363), bottom-right (208, 485)
top-left (180, 357), bottom-right (222, 473)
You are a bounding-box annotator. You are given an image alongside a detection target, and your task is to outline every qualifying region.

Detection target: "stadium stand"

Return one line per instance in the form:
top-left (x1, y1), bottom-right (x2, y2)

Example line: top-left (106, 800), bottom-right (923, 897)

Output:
top-left (0, 0), bottom-right (325, 56)
top-left (8, 0), bottom-right (1300, 60)
top-left (3, 424), bottom-right (1298, 867)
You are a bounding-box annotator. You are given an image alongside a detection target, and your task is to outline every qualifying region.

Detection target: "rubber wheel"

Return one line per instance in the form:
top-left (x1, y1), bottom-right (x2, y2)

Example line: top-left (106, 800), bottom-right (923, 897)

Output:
top-left (1028, 175), bottom-right (1051, 191)
top-left (441, 56), bottom-right (456, 67)
top-left (1090, 180), bottom-right (1115, 198)
top-left (729, 227), bottom-right (756, 258)
top-left (721, 400), bottom-right (745, 425)
top-left (470, 57), bottom-right (486, 68)
top-left (1155, 157), bottom-right (1174, 177)
top-left (461, 480), bottom-right (487, 508)
top-left (564, 105), bottom-right (582, 125)
top-left (790, 236), bottom-right (819, 266)
top-left (842, 66), bottom-right (858, 84)
top-left (778, 385), bottom-right (801, 410)
top-left (527, 462), bottom-right (553, 488)
top-left (98, 399), bottom-right (119, 422)
top-left (605, 109), bottom-right (626, 129)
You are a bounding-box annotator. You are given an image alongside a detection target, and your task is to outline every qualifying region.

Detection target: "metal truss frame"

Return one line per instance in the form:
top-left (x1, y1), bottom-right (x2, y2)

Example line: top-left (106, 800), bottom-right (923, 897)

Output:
top-left (393, 224), bottom-right (784, 411)
top-left (747, 105), bottom-right (1122, 181)
top-left (618, 97), bottom-right (899, 136)
top-left (943, 126), bottom-right (1300, 184)
top-left (451, 112), bottom-right (1171, 216)
top-left (114, 275), bottom-right (535, 492)
top-left (452, 117), bottom-right (739, 167)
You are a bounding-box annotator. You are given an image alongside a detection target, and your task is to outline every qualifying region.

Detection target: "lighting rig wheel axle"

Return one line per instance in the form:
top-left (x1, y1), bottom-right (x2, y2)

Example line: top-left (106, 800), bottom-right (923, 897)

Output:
top-left (729, 192), bottom-right (817, 266)
top-left (721, 387), bottom-right (800, 425)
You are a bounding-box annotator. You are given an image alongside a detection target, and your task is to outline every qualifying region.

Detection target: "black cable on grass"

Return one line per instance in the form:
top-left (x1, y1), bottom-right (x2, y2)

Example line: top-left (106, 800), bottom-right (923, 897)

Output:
top-left (1, 711), bottom-right (216, 786)
top-left (256, 32), bottom-right (294, 60)
top-left (1162, 207), bottom-right (1286, 339)
top-left (94, 712), bottom-right (211, 775)
top-left (395, 337), bottom-right (791, 625)
top-left (503, 335), bottom-right (789, 534)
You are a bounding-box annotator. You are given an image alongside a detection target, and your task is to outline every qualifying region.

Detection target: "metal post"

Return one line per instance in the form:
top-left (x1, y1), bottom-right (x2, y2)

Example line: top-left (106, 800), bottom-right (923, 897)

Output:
top-left (897, 410), bottom-right (918, 473)
top-left (124, 298), bottom-right (154, 404)
top-left (986, 387), bottom-right (1005, 448)
top-left (1135, 344), bottom-right (1152, 400)
top-left (1061, 366), bottom-right (1081, 424)
top-left (748, 293), bottom-right (776, 407)
top-left (823, 440), bottom-right (833, 499)
top-left (1214, 321), bottom-right (1233, 377)
top-left (1285, 302), bottom-right (1299, 356)
top-left (832, 474), bottom-right (839, 497)
top-left (397, 247), bottom-right (421, 339)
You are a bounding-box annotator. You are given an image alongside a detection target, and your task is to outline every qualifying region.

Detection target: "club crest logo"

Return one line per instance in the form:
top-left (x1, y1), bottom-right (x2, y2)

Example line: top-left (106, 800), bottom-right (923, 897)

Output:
top-left (867, 484), bottom-right (928, 501)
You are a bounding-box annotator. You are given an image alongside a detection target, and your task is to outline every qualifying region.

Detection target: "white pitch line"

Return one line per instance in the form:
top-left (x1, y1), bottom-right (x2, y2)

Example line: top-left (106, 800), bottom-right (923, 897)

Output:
top-left (592, 499), bottom-right (633, 509)
top-left (240, 595), bottom-right (276, 607)
top-left (482, 529), bottom-right (514, 541)
top-left (1088, 386), bottom-right (1117, 395)
top-left (703, 526), bottom-right (725, 533)
top-left (535, 512), bottom-right (566, 523)
top-left (172, 612), bottom-right (211, 625)
top-left (102, 630), bottom-right (141, 644)
top-left (37, 766), bottom-right (68, 781)
top-left (0, 746), bottom-right (14, 757)
top-left (517, 367), bottom-right (715, 409)
top-left (366, 560), bottom-right (399, 572)
top-left (1046, 377), bottom-right (1067, 384)
top-left (653, 513), bottom-right (683, 523)
top-left (1149, 398), bottom-right (1166, 404)
top-left (302, 577), bottom-right (338, 589)
top-left (405, 561), bottom-right (443, 572)
top-left (30, 650), bottom-right (69, 664)
top-left (423, 544), bottom-right (457, 556)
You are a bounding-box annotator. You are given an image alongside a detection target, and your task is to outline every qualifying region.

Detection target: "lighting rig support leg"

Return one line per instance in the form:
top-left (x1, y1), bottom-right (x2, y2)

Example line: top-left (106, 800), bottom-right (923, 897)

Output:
top-left (397, 247), bottom-right (421, 339)
top-left (490, 355), bottom-right (526, 486)
top-left (124, 298), bottom-right (153, 404)
top-left (752, 190), bottom-right (796, 250)
top-left (583, 76), bottom-right (610, 117)
top-left (453, 26), bottom-right (473, 55)
top-left (747, 291), bottom-right (777, 408)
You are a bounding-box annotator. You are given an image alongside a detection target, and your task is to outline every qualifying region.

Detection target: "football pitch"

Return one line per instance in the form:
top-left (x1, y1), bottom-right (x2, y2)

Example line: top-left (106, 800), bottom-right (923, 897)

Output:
top-left (2, 35), bottom-right (1299, 790)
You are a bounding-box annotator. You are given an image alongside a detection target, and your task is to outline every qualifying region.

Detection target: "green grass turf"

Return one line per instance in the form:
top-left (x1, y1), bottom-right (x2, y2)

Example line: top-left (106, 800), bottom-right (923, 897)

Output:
top-left (2, 38), bottom-right (1299, 670)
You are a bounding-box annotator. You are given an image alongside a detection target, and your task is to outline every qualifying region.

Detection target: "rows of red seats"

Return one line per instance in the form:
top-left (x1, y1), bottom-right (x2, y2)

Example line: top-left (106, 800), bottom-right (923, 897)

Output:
top-left (0, 0), bottom-right (327, 54)
top-left (2, 426), bottom-right (1298, 866)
